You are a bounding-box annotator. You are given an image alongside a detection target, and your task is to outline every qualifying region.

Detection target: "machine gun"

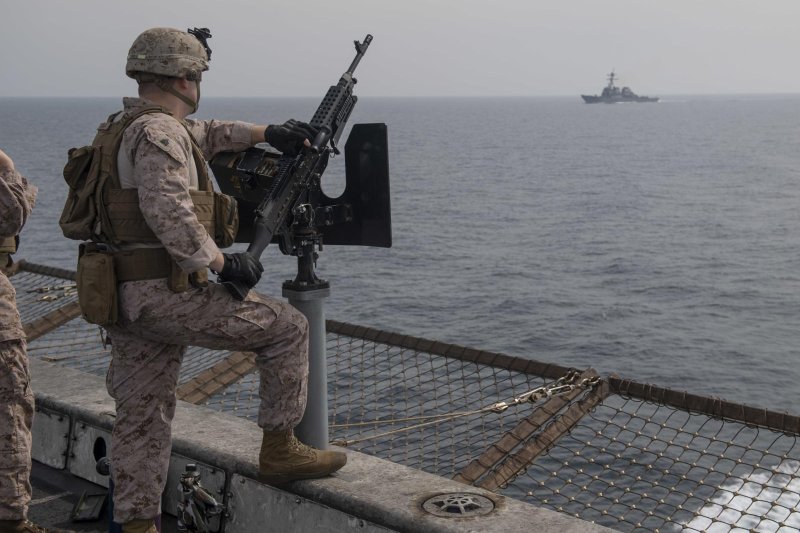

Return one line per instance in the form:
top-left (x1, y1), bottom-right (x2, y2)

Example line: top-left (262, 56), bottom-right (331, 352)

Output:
top-left (210, 34), bottom-right (390, 300)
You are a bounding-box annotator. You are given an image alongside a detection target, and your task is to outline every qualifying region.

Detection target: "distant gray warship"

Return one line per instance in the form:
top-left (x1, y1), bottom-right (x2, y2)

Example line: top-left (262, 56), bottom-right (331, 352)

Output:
top-left (581, 70), bottom-right (659, 103)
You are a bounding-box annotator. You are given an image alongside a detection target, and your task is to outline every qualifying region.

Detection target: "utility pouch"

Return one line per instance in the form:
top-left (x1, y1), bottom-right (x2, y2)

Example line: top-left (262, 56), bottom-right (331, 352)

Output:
top-left (168, 262), bottom-right (208, 292)
top-left (0, 236), bottom-right (18, 254)
top-left (167, 260), bottom-right (190, 293)
top-left (213, 192), bottom-right (239, 248)
top-left (76, 243), bottom-right (118, 326)
top-left (189, 270), bottom-right (209, 288)
top-left (60, 146), bottom-right (103, 241)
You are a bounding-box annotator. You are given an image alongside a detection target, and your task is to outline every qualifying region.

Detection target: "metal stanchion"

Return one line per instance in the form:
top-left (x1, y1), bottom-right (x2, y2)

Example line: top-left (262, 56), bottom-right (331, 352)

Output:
top-left (282, 220), bottom-right (330, 449)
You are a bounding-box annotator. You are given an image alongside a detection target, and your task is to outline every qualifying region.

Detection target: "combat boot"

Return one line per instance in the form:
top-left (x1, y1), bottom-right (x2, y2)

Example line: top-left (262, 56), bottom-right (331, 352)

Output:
top-left (121, 519), bottom-right (157, 533)
top-left (259, 429), bottom-right (347, 485)
top-left (0, 520), bottom-right (75, 533)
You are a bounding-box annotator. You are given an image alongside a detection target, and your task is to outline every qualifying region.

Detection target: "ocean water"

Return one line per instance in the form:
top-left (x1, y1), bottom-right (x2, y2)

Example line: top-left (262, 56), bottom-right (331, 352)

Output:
top-left (2, 95), bottom-right (800, 413)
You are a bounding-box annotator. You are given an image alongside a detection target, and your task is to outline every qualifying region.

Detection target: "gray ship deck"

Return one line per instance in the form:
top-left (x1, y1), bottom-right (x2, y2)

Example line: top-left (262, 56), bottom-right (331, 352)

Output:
top-left (11, 260), bottom-right (800, 532)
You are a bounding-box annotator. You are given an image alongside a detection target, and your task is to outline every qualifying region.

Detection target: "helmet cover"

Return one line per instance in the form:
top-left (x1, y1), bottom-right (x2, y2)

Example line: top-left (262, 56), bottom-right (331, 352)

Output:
top-left (126, 27), bottom-right (209, 80)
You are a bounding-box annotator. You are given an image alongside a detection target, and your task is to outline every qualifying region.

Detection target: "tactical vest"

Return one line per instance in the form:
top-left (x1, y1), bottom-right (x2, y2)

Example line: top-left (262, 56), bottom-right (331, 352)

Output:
top-left (93, 106), bottom-right (234, 248)
top-left (61, 105), bottom-right (238, 292)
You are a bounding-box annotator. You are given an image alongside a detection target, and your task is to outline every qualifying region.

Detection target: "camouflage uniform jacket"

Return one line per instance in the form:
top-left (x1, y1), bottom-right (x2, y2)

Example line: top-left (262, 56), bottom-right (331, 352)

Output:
top-left (0, 167), bottom-right (36, 342)
top-left (114, 97), bottom-right (253, 271)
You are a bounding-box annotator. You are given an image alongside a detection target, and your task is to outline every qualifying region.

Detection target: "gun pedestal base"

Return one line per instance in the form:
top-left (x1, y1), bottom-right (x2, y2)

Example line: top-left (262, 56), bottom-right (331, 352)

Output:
top-left (283, 283), bottom-right (330, 450)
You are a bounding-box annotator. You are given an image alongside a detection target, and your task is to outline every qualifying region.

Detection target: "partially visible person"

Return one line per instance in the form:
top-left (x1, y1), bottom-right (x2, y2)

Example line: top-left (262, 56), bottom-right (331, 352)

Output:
top-left (0, 149), bottom-right (72, 533)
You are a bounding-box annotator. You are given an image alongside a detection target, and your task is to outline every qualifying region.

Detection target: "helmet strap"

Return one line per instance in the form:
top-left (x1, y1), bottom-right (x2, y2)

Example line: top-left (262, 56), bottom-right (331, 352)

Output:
top-left (155, 77), bottom-right (198, 114)
top-left (195, 80), bottom-right (201, 112)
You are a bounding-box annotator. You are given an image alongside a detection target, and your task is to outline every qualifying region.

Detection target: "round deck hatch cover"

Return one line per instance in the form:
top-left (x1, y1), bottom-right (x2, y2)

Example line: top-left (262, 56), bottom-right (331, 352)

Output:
top-left (422, 492), bottom-right (495, 517)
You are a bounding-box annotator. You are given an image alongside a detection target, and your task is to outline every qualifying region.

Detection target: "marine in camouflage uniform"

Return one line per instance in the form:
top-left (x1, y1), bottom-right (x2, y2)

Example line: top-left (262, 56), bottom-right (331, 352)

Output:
top-left (94, 28), bottom-right (346, 532)
top-left (0, 154), bottom-right (70, 533)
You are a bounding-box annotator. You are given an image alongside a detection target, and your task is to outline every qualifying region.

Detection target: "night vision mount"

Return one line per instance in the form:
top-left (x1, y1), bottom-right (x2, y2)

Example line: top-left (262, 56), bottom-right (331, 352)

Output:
top-left (188, 27), bottom-right (212, 58)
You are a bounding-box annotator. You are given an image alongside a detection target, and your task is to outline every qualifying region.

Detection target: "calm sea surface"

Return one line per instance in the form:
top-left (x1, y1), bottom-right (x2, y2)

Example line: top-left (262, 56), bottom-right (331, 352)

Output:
top-left (2, 95), bottom-right (800, 412)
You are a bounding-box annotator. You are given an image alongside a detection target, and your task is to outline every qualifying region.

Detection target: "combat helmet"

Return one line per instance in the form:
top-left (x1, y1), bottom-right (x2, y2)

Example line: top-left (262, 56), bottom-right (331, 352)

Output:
top-left (126, 27), bottom-right (212, 113)
top-left (126, 27), bottom-right (211, 81)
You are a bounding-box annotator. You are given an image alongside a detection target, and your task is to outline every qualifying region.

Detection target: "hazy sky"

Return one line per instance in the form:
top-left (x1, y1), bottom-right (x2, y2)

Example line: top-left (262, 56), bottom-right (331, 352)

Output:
top-left (2, 0), bottom-right (800, 98)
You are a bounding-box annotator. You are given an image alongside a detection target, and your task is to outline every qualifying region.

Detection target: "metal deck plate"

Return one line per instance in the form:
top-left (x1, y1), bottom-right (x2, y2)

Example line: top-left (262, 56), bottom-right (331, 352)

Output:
top-left (31, 406), bottom-right (70, 469)
top-left (226, 474), bottom-right (395, 532)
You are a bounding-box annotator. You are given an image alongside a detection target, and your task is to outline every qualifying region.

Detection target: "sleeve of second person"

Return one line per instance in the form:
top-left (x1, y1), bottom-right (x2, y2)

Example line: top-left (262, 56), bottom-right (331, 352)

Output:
top-left (133, 123), bottom-right (220, 272)
top-left (0, 167), bottom-right (38, 237)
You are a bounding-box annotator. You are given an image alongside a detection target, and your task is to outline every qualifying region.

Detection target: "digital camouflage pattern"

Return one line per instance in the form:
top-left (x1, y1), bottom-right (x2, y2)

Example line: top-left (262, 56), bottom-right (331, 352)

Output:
top-left (113, 97), bottom-right (253, 272)
top-left (105, 98), bottom-right (310, 523)
top-left (0, 340), bottom-right (33, 522)
top-left (126, 27), bottom-right (209, 80)
top-left (106, 281), bottom-right (308, 522)
top-left (0, 168), bottom-right (36, 520)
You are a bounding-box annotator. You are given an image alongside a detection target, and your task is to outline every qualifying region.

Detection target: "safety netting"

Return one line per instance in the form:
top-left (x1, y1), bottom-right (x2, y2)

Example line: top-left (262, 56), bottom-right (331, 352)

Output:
top-left (12, 261), bottom-right (800, 532)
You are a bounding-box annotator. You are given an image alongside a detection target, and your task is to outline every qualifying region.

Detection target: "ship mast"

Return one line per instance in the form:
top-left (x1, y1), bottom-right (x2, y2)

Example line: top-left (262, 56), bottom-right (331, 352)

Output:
top-left (606, 69), bottom-right (617, 90)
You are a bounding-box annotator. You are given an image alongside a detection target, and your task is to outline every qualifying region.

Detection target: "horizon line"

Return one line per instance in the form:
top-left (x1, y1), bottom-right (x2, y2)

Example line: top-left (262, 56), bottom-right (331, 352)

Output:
top-left (2, 92), bottom-right (800, 99)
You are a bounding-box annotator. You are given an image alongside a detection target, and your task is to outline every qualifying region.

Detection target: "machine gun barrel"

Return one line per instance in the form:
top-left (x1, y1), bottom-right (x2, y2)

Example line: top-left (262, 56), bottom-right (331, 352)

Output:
top-left (310, 34), bottom-right (372, 153)
top-left (348, 34), bottom-right (372, 73)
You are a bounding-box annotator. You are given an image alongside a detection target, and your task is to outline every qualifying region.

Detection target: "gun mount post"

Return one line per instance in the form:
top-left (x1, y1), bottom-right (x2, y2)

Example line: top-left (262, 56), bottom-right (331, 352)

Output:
top-left (283, 285), bottom-right (330, 449)
top-left (282, 217), bottom-right (330, 448)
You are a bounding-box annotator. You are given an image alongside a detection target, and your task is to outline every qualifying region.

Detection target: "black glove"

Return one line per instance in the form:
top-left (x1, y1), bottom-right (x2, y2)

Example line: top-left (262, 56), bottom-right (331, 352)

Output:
top-left (219, 252), bottom-right (264, 288)
top-left (264, 119), bottom-right (317, 155)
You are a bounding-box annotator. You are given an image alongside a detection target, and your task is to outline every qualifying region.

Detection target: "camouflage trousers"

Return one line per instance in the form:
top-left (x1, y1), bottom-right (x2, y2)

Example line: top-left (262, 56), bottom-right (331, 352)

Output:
top-left (106, 279), bottom-right (309, 524)
top-left (0, 338), bottom-right (34, 521)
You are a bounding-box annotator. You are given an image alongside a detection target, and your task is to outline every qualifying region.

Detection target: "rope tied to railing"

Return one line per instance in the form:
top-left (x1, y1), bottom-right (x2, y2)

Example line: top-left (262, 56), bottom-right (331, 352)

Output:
top-left (330, 370), bottom-right (601, 447)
